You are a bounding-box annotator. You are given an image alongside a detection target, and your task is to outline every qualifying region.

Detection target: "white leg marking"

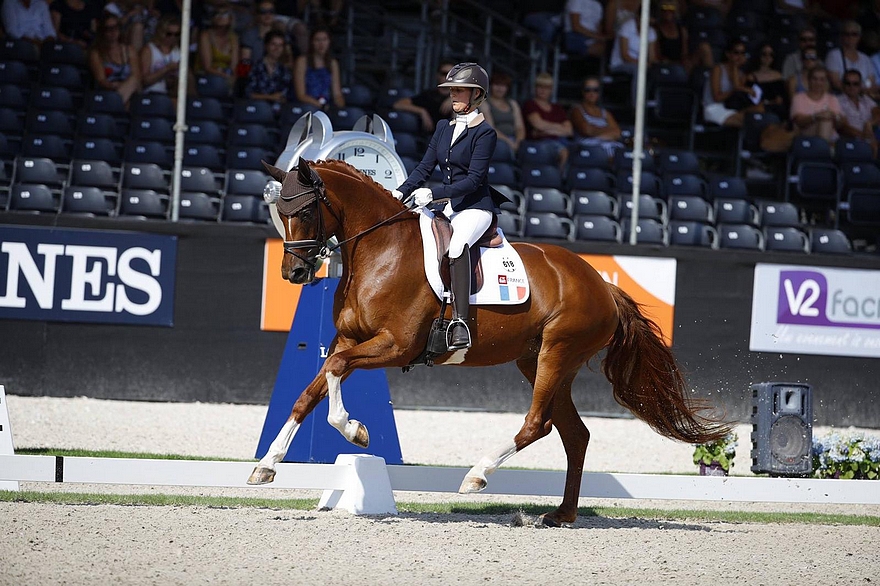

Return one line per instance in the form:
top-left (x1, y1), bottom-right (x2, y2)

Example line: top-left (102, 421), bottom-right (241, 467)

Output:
top-left (460, 439), bottom-right (518, 492)
top-left (442, 348), bottom-right (468, 364)
top-left (256, 418), bottom-right (301, 470)
top-left (325, 372), bottom-right (362, 442)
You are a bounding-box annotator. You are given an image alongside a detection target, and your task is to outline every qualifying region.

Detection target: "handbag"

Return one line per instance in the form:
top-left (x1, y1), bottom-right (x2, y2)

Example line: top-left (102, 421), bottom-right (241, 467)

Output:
top-left (759, 123), bottom-right (796, 153)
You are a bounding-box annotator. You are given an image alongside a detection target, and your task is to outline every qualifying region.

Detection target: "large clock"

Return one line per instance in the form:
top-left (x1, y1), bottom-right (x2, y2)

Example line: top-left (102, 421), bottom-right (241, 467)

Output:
top-left (269, 111), bottom-right (408, 238)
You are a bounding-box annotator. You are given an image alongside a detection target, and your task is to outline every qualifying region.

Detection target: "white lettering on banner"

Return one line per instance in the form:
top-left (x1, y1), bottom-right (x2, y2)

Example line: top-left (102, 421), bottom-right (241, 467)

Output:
top-left (62, 245), bottom-right (117, 311)
top-left (0, 242), bottom-right (65, 309)
top-left (596, 270), bottom-right (619, 286)
top-left (115, 248), bottom-right (162, 316)
top-left (0, 242), bottom-right (163, 315)
top-left (783, 278), bottom-right (820, 317)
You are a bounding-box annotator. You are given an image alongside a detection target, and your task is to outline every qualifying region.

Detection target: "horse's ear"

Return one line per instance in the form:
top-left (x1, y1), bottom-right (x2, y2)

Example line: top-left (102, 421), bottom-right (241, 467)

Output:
top-left (297, 159), bottom-right (313, 184)
top-left (261, 160), bottom-right (287, 184)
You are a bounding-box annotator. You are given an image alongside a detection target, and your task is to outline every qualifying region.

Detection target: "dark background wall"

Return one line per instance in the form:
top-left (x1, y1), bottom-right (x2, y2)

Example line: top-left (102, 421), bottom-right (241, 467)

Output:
top-left (2, 215), bottom-right (879, 427)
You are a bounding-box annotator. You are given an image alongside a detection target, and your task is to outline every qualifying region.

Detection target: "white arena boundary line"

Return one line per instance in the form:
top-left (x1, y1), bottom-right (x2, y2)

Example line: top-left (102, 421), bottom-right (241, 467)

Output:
top-left (2, 454), bottom-right (879, 514)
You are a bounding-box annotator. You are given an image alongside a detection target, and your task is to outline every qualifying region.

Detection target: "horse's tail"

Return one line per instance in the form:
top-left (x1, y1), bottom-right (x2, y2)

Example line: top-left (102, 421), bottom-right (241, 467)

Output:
top-left (603, 285), bottom-right (732, 444)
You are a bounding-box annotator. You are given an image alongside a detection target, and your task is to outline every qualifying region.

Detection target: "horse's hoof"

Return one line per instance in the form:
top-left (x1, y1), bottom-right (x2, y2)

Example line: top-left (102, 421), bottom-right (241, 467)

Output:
top-left (458, 475), bottom-right (487, 493)
top-left (351, 420), bottom-right (370, 448)
top-left (247, 466), bottom-right (276, 485)
top-left (539, 513), bottom-right (562, 528)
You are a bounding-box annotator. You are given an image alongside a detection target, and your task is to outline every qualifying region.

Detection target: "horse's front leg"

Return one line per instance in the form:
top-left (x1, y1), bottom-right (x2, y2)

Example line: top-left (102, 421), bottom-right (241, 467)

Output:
top-left (322, 330), bottom-right (402, 447)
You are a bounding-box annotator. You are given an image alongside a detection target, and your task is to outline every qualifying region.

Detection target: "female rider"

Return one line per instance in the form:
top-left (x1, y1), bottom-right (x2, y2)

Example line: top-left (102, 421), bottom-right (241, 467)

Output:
top-left (392, 62), bottom-right (506, 352)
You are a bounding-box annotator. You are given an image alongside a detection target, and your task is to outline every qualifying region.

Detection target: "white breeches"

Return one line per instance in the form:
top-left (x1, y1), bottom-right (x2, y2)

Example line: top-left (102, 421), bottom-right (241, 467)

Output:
top-left (443, 203), bottom-right (493, 258)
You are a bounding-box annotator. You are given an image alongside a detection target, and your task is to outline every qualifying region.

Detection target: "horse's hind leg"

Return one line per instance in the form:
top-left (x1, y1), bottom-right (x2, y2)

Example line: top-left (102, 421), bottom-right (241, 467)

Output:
top-left (540, 389), bottom-right (589, 527)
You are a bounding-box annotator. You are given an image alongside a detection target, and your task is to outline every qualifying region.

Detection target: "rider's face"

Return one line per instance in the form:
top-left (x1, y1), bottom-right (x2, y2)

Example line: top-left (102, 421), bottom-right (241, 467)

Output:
top-left (449, 86), bottom-right (473, 113)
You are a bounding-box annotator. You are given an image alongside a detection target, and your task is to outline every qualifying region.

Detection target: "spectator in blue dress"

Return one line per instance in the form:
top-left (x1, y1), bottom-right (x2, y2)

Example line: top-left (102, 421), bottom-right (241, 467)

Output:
top-left (245, 29), bottom-right (292, 110)
top-left (292, 27), bottom-right (344, 110)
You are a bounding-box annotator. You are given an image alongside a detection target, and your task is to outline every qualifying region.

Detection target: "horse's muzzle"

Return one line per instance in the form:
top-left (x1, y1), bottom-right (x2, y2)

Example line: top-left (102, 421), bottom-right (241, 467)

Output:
top-left (285, 265), bottom-right (315, 284)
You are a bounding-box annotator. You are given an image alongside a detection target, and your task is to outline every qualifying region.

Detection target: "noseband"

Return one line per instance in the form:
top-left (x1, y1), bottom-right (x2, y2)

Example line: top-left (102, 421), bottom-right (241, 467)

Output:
top-left (277, 167), bottom-right (333, 269)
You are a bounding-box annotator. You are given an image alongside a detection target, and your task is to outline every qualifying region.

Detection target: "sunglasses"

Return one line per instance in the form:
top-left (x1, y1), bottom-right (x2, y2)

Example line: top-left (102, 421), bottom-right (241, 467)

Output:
top-left (258, 8), bottom-right (275, 14)
top-left (800, 36), bottom-right (816, 42)
top-left (844, 80), bottom-right (861, 86)
top-left (583, 87), bottom-right (600, 92)
top-left (731, 49), bottom-right (746, 55)
top-left (804, 54), bottom-right (818, 60)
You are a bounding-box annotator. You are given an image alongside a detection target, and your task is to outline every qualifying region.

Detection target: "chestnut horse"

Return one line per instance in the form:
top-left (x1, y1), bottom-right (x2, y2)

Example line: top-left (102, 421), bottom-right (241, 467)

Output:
top-left (249, 158), bottom-right (730, 526)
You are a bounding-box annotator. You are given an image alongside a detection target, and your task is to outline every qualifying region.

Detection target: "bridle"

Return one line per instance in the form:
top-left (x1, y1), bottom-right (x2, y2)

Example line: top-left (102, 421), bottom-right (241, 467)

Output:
top-left (276, 166), bottom-right (412, 269)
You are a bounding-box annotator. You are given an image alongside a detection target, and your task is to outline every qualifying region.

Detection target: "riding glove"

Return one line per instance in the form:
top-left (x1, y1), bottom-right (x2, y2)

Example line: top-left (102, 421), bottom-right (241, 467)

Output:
top-left (413, 187), bottom-right (433, 208)
top-left (263, 180), bottom-right (282, 204)
top-left (391, 189), bottom-right (404, 200)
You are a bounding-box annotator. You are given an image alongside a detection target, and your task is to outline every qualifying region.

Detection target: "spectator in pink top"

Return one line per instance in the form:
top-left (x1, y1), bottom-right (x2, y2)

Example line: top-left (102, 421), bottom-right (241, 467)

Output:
top-left (521, 72), bottom-right (573, 167)
top-left (790, 65), bottom-right (844, 142)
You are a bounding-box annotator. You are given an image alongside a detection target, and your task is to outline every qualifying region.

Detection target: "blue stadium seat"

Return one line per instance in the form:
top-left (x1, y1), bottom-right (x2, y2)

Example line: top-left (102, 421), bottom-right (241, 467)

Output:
top-left (0, 83), bottom-right (27, 111)
top-left (573, 214), bottom-right (622, 242)
top-left (122, 162), bottom-right (169, 192)
top-left (763, 226), bottom-right (810, 253)
top-left (521, 164), bottom-right (563, 190)
top-left (809, 228), bottom-right (851, 254)
top-left (21, 133), bottom-right (70, 161)
top-left (620, 217), bottom-right (668, 245)
top-left (180, 166), bottom-right (221, 194)
top-left (39, 63), bottom-right (84, 92)
top-left (77, 112), bottom-right (121, 140)
top-left (227, 123), bottom-right (276, 148)
top-left (568, 167), bottom-right (616, 193)
top-left (179, 191), bottom-right (221, 221)
top-left (130, 117), bottom-right (175, 144)
top-left (62, 185), bottom-right (115, 216)
top-left (222, 194), bottom-right (268, 223)
top-left (9, 183), bottom-right (58, 212)
top-left (657, 150), bottom-right (701, 176)
top-left (569, 144), bottom-right (610, 169)
top-left (187, 96), bottom-right (227, 122)
top-left (663, 173), bottom-right (707, 198)
top-left (759, 201), bottom-right (800, 227)
top-left (195, 74), bottom-right (232, 99)
top-left (226, 146), bottom-right (274, 171)
top-left (616, 170), bottom-right (661, 198)
top-left (83, 90), bottom-right (127, 117)
top-left (518, 141), bottom-right (562, 166)
top-left (124, 140), bottom-right (172, 167)
top-left (225, 169), bottom-right (268, 197)
top-left (185, 120), bottom-right (226, 145)
top-left (394, 132), bottom-right (421, 158)
top-left (571, 190), bottom-right (618, 217)
top-left (845, 188), bottom-right (880, 225)
top-left (715, 197), bottom-right (759, 225)
top-left (183, 144), bottom-right (224, 170)
top-left (342, 84), bottom-right (374, 109)
top-left (668, 195), bottom-right (713, 223)
top-left (329, 106), bottom-right (366, 130)
top-left (119, 188), bottom-right (168, 219)
top-left (0, 60), bottom-right (32, 85)
top-left (39, 40), bottom-right (87, 69)
top-left (708, 176), bottom-right (748, 201)
top-left (718, 223), bottom-right (764, 250)
top-left (490, 138), bottom-right (515, 162)
top-left (15, 156), bottom-right (65, 187)
top-left (486, 161), bottom-right (518, 188)
top-left (69, 159), bottom-right (117, 189)
top-left (131, 93), bottom-right (176, 119)
top-left (497, 209), bottom-right (523, 237)
top-left (385, 110), bottom-right (422, 135)
top-left (32, 86), bottom-right (75, 112)
top-left (524, 212), bottom-right (574, 240)
top-left (835, 138), bottom-right (874, 164)
top-left (523, 186), bottom-right (571, 216)
top-left (668, 220), bottom-right (718, 248)
top-left (27, 110), bottom-right (75, 137)
top-left (233, 99), bottom-right (277, 125)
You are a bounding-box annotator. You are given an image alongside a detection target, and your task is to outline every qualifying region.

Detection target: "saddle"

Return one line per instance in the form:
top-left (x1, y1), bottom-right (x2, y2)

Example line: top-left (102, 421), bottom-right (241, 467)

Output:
top-left (430, 212), bottom-right (503, 294)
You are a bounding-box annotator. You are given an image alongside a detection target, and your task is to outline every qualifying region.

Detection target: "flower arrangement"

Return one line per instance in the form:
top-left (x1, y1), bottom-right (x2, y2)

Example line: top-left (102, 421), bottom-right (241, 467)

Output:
top-left (812, 431), bottom-right (880, 480)
top-left (693, 432), bottom-right (737, 474)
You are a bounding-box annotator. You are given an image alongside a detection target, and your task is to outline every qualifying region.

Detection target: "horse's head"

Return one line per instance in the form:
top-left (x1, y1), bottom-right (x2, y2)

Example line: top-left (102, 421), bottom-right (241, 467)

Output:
top-left (262, 159), bottom-right (333, 284)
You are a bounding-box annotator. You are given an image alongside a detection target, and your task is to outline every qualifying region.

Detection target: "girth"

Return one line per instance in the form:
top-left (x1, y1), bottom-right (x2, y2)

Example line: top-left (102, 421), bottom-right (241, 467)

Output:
top-left (431, 213), bottom-right (501, 294)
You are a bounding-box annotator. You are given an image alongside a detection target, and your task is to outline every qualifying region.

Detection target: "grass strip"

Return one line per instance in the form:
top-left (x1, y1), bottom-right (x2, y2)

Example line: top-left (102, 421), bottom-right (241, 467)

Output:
top-left (1, 490), bottom-right (877, 526)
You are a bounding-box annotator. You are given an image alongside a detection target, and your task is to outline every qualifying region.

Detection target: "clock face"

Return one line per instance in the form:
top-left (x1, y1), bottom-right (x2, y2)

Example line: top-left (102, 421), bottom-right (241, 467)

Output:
top-left (326, 138), bottom-right (407, 191)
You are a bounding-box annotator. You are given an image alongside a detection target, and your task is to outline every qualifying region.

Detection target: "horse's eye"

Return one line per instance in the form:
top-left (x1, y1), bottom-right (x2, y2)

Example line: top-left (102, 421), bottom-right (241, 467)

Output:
top-left (299, 207), bottom-right (312, 222)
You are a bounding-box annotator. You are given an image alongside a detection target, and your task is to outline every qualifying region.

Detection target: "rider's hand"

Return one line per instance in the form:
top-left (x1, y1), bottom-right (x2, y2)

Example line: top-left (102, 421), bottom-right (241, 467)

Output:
top-left (391, 189), bottom-right (404, 200)
top-left (263, 180), bottom-right (282, 204)
top-left (413, 187), bottom-right (433, 208)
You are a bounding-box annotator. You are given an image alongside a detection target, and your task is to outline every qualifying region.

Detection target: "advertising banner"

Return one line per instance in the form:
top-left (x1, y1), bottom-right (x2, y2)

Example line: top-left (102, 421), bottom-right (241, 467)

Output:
top-left (750, 263), bottom-right (880, 358)
top-left (262, 240), bottom-right (678, 345)
top-left (0, 225), bottom-right (177, 326)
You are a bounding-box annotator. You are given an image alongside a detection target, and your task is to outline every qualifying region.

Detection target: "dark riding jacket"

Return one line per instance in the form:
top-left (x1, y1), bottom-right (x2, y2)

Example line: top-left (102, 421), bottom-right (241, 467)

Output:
top-left (398, 113), bottom-right (509, 212)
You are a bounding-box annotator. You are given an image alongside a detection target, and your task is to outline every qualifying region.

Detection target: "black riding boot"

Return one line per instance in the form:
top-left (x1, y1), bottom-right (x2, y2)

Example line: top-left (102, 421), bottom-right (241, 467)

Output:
top-left (448, 245), bottom-right (472, 350)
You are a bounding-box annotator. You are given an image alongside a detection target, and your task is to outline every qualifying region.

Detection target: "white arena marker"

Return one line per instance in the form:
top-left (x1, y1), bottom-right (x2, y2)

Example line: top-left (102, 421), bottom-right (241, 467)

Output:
top-left (318, 454), bottom-right (398, 516)
top-left (0, 385), bottom-right (18, 491)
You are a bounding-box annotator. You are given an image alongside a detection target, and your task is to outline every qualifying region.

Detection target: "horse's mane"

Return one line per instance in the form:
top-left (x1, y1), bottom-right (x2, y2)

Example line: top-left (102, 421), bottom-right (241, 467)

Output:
top-left (313, 159), bottom-right (406, 209)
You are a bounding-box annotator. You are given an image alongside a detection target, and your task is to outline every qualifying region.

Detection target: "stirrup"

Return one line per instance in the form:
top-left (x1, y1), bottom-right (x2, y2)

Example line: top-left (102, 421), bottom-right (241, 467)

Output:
top-left (446, 318), bottom-right (471, 351)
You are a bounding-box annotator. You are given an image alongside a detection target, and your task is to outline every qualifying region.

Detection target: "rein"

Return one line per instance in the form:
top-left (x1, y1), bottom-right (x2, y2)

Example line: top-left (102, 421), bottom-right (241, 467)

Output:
top-left (278, 166), bottom-right (412, 265)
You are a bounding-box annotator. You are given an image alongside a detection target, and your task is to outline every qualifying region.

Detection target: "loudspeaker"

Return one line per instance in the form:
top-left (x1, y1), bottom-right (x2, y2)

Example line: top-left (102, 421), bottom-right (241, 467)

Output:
top-left (750, 382), bottom-right (813, 476)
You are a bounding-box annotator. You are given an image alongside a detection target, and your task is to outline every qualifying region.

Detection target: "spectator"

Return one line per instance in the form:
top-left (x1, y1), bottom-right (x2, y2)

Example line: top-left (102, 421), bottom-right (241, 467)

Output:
top-left (570, 76), bottom-right (623, 159)
top-left (522, 72), bottom-right (573, 167)
top-left (103, 0), bottom-right (159, 52)
top-left (49, 0), bottom-right (100, 48)
top-left (139, 14), bottom-right (181, 95)
top-left (609, 8), bottom-right (657, 77)
top-left (520, 1), bottom-right (565, 45)
top-left (1, 0), bottom-right (56, 46)
top-left (838, 69), bottom-right (880, 154)
top-left (702, 40), bottom-right (758, 128)
top-left (826, 21), bottom-right (877, 95)
top-left (240, 1), bottom-right (305, 65)
top-left (88, 13), bottom-right (141, 108)
top-left (245, 29), bottom-right (291, 110)
top-left (781, 25), bottom-right (816, 83)
top-left (787, 47), bottom-right (819, 99)
top-left (655, 2), bottom-right (713, 71)
top-left (196, 2), bottom-right (239, 90)
top-left (292, 27), bottom-right (344, 111)
top-left (751, 43), bottom-right (788, 119)
top-left (791, 65), bottom-right (844, 142)
top-left (299, 0), bottom-right (345, 30)
top-left (481, 72), bottom-right (525, 155)
top-left (393, 62), bottom-right (454, 133)
top-left (562, 0), bottom-right (608, 57)
top-left (603, 0), bottom-right (640, 35)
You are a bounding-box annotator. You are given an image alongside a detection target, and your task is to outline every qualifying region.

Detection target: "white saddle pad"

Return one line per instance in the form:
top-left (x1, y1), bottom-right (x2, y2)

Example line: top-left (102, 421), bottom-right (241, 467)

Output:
top-left (418, 209), bottom-right (530, 305)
